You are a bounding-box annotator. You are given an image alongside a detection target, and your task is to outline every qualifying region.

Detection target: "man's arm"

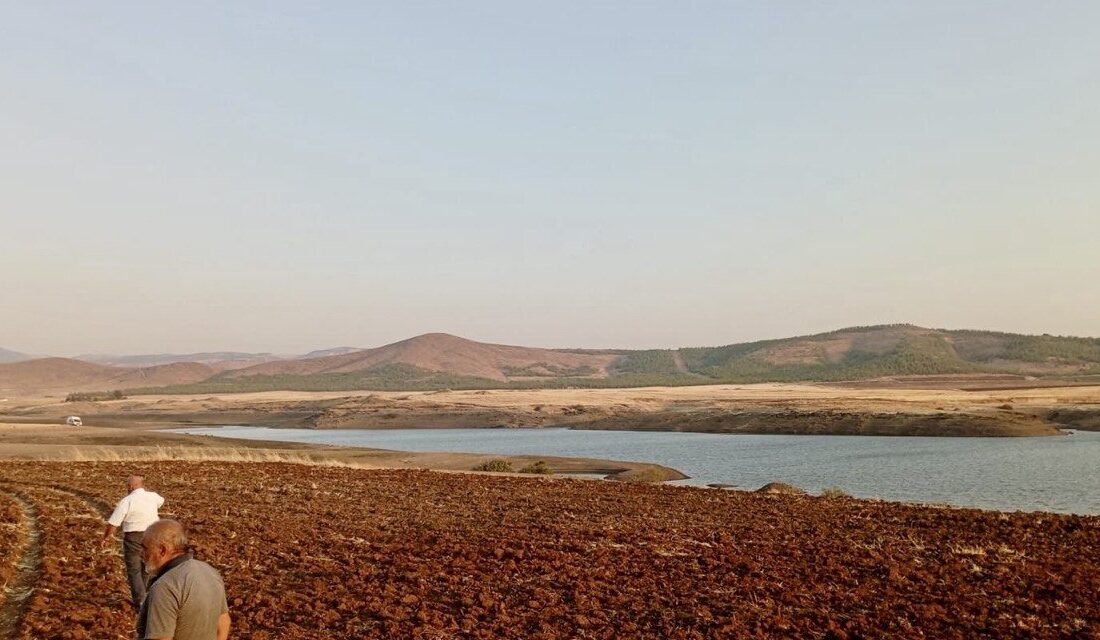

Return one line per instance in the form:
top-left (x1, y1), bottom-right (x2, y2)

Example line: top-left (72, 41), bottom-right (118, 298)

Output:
top-left (102, 497), bottom-right (128, 547)
top-left (100, 523), bottom-right (118, 548)
top-left (216, 612), bottom-right (230, 640)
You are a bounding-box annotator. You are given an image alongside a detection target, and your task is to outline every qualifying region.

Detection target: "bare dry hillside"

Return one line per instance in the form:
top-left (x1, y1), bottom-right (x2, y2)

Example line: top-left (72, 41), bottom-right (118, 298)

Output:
top-left (0, 358), bottom-right (216, 393)
top-left (0, 358), bottom-right (121, 392)
top-left (221, 333), bottom-right (619, 381)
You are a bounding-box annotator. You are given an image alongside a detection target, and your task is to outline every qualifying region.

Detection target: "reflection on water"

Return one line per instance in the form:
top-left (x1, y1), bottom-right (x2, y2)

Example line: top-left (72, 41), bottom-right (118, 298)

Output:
top-left (175, 426), bottom-right (1100, 514)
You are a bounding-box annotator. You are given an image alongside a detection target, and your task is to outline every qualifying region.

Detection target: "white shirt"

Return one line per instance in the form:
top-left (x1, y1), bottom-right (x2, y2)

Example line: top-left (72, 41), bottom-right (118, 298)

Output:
top-left (107, 488), bottom-right (165, 533)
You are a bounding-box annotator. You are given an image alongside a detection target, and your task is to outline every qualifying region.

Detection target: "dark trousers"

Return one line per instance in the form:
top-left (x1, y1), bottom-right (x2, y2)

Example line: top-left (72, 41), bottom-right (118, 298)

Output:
top-left (122, 531), bottom-right (147, 607)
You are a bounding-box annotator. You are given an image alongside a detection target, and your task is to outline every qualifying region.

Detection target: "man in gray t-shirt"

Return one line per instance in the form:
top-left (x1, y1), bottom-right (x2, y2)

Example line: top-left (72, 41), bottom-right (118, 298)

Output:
top-left (136, 519), bottom-right (230, 640)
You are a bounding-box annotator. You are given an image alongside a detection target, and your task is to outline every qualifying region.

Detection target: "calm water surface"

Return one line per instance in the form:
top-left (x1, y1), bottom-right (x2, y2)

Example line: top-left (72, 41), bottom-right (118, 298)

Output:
top-left (176, 426), bottom-right (1100, 514)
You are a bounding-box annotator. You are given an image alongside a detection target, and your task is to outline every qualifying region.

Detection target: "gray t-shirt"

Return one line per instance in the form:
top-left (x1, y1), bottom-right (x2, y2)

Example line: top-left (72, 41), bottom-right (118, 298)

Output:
top-left (140, 557), bottom-right (228, 640)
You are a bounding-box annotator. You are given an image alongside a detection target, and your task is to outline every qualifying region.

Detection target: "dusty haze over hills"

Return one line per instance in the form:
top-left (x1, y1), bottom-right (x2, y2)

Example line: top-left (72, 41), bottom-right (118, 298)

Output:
top-left (0, 348), bottom-right (33, 364)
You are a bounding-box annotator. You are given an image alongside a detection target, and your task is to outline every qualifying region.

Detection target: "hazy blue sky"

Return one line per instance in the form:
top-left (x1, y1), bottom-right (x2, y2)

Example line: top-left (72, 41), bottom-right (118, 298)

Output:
top-left (2, 2), bottom-right (1098, 355)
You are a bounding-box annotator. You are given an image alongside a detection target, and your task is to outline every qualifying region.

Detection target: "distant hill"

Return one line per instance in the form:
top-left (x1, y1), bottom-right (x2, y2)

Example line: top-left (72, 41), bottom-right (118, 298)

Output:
top-left (0, 358), bottom-right (120, 392)
top-left (0, 358), bottom-right (216, 393)
top-left (296, 347), bottom-right (363, 360)
top-left (0, 347), bottom-right (34, 364)
top-left (4, 325), bottom-right (1099, 394)
top-left (103, 362), bottom-right (218, 388)
top-left (151, 325), bottom-right (1100, 393)
top-left (677, 324), bottom-right (1100, 382)
top-left (76, 351), bottom-right (281, 370)
top-left (75, 347), bottom-right (366, 370)
top-left (220, 333), bottom-right (620, 382)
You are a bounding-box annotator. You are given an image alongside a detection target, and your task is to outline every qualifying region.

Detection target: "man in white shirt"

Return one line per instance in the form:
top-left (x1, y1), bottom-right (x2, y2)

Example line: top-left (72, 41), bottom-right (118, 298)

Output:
top-left (101, 475), bottom-right (166, 607)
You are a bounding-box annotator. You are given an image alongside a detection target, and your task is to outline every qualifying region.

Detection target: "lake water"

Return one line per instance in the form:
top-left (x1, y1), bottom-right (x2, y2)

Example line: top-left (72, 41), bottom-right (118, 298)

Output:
top-left (175, 426), bottom-right (1100, 515)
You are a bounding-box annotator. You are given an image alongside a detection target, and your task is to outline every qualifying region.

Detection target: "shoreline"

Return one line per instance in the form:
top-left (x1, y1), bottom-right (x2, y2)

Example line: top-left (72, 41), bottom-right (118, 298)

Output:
top-left (166, 424), bottom-right (1100, 515)
top-left (0, 422), bottom-right (687, 482)
top-left (3, 421), bottom-right (1099, 514)
top-left (6, 382), bottom-right (1098, 437)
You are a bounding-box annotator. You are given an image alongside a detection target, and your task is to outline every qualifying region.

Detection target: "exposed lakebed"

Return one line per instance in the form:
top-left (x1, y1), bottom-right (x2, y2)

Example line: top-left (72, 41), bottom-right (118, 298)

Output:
top-left (176, 426), bottom-right (1100, 514)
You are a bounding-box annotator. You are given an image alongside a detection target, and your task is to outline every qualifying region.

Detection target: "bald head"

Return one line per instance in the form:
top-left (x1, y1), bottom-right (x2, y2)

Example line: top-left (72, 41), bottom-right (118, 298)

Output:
top-left (145, 519), bottom-right (188, 553)
top-left (126, 475), bottom-right (144, 492)
top-left (141, 519), bottom-right (190, 573)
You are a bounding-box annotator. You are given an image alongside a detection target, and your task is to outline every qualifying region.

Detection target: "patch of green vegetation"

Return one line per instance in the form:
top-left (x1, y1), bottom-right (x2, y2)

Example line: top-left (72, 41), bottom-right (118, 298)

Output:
top-left (65, 390), bottom-right (126, 402)
top-left (500, 363), bottom-right (599, 377)
top-left (473, 459), bottom-right (513, 472)
top-left (504, 372), bottom-right (711, 390)
top-left (518, 460), bottom-right (553, 475)
top-left (678, 324), bottom-right (922, 374)
top-left (679, 340), bottom-right (774, 373)
top-left (612, 350), bottom-right (681, 375)
top-left (1000, 335), bottom-right (1100, 363)
top-left (890, 335), bottom-right (972, 371)
top-left (948, 330), bottom-right (1100, 364)
top-left (128, 363), bottom-right (507, 395)
top-left (681, 334), bottom-right (978, 383)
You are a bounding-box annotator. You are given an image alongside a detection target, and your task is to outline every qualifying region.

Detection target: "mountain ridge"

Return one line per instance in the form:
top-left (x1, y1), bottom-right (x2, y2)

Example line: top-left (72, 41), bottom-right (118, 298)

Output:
top-left (2, 324), bottom-right (1098, 394)
top-left (0, 358), bottom-right (217, 393)
top-left (220, 333), bottom-right (620, 382)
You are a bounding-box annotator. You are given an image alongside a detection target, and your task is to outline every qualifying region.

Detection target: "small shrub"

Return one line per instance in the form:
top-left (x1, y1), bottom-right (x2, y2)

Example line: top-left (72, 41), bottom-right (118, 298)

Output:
top-left (519, 461), bottom-right (553, 475)
top-left (473, 459), bottom-right (513, 473)
top-left (821, 486), bottom-right (849, 498)
top-left (613, 468), bottom-right (667, 483)
top-left (65, 390), bottom-right (125, 402)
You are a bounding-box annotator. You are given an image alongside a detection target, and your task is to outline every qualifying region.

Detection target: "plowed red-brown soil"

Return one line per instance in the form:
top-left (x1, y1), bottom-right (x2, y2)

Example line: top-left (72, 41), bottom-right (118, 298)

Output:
top-left (0, 493), bottom-right (24, 595)
top-left (0, 483), bottom-right (133, 639)
top-left (0, 462), bottom-right (1097, 639)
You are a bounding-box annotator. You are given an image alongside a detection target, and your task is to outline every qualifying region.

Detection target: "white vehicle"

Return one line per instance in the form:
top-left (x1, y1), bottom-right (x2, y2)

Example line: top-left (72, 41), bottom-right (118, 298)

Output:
top-left (65, 416), bottom-right (83, 427)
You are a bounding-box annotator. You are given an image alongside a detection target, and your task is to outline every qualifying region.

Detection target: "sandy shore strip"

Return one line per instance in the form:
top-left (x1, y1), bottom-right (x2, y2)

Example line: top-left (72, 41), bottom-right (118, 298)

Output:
top-left (0, 422), bottom-right (685, 482)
